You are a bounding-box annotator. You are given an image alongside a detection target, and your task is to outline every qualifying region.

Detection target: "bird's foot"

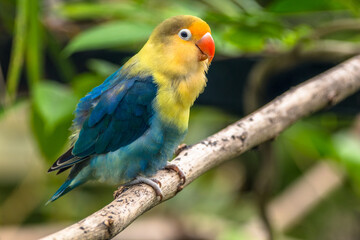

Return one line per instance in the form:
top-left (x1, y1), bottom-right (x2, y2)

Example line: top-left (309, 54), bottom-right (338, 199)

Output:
top-left (113, 176), bottom-right (163, 200)
top-left (174, 143), bottom-right (188, 157)
top-left (164, 164), bottom-right (186, 192)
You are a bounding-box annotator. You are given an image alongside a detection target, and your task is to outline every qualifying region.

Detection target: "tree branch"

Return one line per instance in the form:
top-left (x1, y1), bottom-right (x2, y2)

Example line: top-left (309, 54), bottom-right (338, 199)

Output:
top-left (41, 55), bottom-right (360, 240)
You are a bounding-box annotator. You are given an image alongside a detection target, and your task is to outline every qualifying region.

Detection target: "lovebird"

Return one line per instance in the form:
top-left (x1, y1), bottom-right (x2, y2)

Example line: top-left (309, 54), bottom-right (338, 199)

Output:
top-left (47, 15), bottom-right (215, 203)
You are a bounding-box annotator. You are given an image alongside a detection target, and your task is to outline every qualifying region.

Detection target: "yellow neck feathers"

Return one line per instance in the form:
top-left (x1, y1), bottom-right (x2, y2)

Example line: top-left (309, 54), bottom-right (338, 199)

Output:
top-left (153, 68), bottom-right (207, 131)
top-left (123, 42), bottom-right (208, 131)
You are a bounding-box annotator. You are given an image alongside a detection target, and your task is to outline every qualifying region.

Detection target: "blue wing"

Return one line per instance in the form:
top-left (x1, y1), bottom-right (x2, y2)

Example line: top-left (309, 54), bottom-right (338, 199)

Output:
top-left (48, 69), bottom-right (157, 173)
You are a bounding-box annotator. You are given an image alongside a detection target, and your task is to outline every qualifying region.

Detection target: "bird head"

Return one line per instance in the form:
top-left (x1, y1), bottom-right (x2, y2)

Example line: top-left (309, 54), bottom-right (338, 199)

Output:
top-left (136, 15), bottom-right (215, 77)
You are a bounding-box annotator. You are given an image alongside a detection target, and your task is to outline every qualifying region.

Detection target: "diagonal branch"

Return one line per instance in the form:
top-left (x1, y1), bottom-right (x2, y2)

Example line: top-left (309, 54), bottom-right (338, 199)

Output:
top-left (41, 55), bottom-right (360, 240)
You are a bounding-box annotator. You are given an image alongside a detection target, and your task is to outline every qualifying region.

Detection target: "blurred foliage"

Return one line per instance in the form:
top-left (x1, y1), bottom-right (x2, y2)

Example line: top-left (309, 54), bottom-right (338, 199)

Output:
top-left (55, 0), bottom-right (360, 55)
top-left (64, 21), bottom-right (153, 55)
top-left (1, 0), bottom-right (360, 161)
top-left (333, 129), bottom-right (360, 195)
top-left (31, 81), bottom-right (78, 160)
top-left (1, 0), bottom-right (360, 239)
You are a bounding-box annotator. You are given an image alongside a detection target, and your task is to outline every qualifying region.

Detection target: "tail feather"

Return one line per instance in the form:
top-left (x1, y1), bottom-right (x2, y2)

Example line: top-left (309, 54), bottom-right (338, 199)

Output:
top-left (48, 147), bottom-right (88, 173)
top-left (47, 159), bottom-right (91, 205)
top-left (46, 179), bottom-right (84, 205)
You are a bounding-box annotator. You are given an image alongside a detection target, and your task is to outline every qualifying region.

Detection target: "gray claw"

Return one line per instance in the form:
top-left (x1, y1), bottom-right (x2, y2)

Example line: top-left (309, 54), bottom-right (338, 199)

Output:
top-left (114, 176), bottom-right (163, 201)
top-left (165, 164), bottom-right (186, 192)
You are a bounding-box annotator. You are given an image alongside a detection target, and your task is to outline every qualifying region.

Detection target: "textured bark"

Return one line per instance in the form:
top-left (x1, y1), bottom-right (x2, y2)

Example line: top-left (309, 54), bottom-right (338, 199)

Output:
top-left (41, 55), bottom-right (360, 240)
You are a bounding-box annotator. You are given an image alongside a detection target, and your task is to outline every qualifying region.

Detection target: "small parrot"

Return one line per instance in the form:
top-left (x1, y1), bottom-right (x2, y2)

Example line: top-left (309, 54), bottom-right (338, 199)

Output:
top-left (47, 15), bottom-right (215, 203)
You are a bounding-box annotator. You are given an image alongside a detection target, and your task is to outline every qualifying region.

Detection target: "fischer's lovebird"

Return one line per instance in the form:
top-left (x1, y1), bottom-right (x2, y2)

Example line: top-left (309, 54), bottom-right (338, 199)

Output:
top-left (47, 15), bottom-right (215, 203)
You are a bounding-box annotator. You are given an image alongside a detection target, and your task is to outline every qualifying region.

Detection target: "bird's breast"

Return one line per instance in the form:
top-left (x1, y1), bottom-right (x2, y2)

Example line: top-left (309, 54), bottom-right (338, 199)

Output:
top-left (153, 70), bottom-right (206, 132)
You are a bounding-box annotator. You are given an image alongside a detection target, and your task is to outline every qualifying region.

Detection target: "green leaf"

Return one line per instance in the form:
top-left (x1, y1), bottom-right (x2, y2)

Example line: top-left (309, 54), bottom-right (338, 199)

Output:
top-left (268, 0), bottom-right (347, 13)
top-left (332, 131), bottom-right (360, 196)
top-left (26, 0), bottom-right (42, 88)
top-left (64, 21), bottom-right (154, 55)
top-left (211, 31), bottom-right (243, 56)
top-left (341, 0), bottom-right (360, 16)
top-left (205, 0), bottom-right (244, 17)
top-left (31, 106), bottom-right (73, 161)
top-left (86, 59), bottom-right (119, 77)
top-left (280, 25), bottom-right (312, 50)
top-left (71, 73), bottom-right (103, 98)
top-left (31, 81), bottom-right (78, 160)
top-left (333, 132), bottom-right (360, 165)
top-left (6, 0), bottom-right (29, 102)
top-left (58, 2), bottom-right (138, 20)
top-left (157, 1), bottom-right (206, 19)
top-left (280, 120), bottom-right (336, 160)
top-left (32, 81), bottom-right (77, 132)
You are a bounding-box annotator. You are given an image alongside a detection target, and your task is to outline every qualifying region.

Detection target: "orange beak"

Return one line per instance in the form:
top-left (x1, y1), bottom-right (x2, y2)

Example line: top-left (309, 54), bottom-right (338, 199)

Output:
top-left (196, 32), bottom-right (215, 63)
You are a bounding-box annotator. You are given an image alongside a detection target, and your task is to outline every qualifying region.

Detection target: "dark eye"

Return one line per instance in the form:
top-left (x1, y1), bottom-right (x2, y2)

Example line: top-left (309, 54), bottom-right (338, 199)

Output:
top-left (178, 29), bottom-right (192, 41)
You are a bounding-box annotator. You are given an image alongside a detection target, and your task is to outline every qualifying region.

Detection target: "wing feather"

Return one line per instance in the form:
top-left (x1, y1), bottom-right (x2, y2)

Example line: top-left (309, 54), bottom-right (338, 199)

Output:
top-left (48, 70), bottom-right (157, 173)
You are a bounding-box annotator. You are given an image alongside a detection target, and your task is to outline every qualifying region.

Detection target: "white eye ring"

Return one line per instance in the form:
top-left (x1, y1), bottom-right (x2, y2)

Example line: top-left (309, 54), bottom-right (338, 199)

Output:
top-left (178, 29), bottom-right (192, 41)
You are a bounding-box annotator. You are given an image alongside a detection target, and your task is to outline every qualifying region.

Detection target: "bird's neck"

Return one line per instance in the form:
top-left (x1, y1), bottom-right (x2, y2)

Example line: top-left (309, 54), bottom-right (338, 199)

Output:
top-left (122, 47), bottom-right (207, 132)
top-left (151, 67), bottom-right (206, 132)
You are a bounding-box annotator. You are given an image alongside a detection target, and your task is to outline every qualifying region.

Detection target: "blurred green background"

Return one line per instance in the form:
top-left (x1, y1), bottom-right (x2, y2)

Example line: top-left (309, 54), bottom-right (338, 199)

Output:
top-left (1, 0), bottom-right (360, 239)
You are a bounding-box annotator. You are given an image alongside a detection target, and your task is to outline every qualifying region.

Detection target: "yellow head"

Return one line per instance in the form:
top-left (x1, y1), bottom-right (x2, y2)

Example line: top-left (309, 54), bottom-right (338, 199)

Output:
top-left (134, 15), bottom-right (215, 78)
top-left (124, 16), bottom-right (215, 131)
